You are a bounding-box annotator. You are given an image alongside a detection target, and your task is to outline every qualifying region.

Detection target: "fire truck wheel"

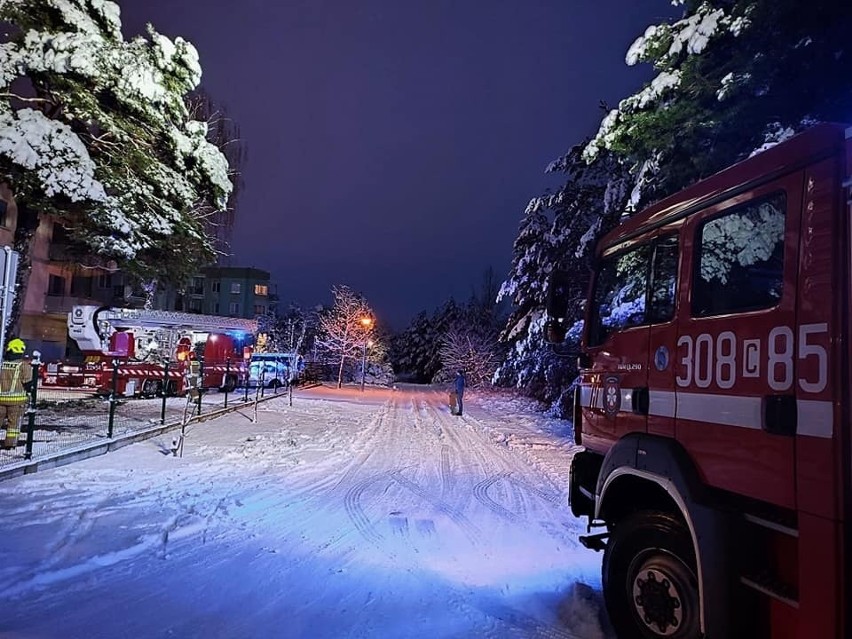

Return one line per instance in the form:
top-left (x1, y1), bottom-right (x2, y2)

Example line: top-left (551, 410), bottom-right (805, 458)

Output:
top-left (141, 379), bottom-right (162, 397)
top-left (220, 376), bottom-right (237, 393)
top-left (602, 510), bottom-right (700, 639)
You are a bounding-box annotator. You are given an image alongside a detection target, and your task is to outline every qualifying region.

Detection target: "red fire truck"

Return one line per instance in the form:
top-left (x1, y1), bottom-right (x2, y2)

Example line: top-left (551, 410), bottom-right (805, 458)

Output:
top-left (545, 123), bottom-right (851, 638)
top-left (57, 305), bottom-right (256, 397)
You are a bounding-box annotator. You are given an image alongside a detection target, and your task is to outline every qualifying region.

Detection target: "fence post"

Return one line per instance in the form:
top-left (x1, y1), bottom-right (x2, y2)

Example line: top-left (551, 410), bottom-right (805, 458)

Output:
top-left (24, 356), bottom-right (40, 460)
top-left (161, 359), bottom-right (170, 425)
top-left (224, 359), bottom-right (230, 408)
top-left (196, 356), bottom-right (203, 416)
top-left (244, 367), bottom-right (249, 403)
top-left (107, 358), bottom-right (118, 439)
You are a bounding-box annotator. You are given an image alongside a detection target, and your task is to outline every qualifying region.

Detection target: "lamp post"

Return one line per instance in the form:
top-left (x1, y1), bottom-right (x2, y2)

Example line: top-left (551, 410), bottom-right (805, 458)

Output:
top-left (359, 316), bottom-right (373, 391)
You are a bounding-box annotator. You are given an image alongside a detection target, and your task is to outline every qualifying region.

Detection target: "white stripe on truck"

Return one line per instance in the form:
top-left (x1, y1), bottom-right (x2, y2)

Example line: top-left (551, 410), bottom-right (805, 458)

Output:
top-left (578, 384), bottom-right (833, 439)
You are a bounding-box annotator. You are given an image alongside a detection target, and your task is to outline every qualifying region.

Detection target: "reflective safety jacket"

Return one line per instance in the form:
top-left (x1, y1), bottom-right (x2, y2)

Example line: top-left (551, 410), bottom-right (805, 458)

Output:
top-left (0, 360), bottom-right (30, 404)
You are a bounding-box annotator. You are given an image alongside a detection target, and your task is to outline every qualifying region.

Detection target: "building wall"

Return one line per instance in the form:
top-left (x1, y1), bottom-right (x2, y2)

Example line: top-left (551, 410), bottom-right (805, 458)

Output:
top-left (202, 267), bottom-right (271, 319)
top-left (0, 183), bottom-right (18, 249)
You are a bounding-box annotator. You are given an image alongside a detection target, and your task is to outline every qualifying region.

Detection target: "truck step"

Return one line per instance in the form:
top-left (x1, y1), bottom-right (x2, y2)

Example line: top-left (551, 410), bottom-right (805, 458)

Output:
top-left (578, 532), bottom-right (609, 552)
top-left (740, 572), bottom-right (799, 608)
top-left (743, 512), bottom-right (798, 537)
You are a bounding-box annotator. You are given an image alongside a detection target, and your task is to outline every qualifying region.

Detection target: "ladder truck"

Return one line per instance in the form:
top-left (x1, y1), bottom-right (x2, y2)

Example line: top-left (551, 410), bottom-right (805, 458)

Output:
top-left (61, 305), bottom-right (256, 397)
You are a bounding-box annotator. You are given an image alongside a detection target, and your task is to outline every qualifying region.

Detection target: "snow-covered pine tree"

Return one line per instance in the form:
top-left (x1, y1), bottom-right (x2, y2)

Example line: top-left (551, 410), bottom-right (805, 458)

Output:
top-left (585, 0), bottom-right (852, 207)
top-left (495, 146), bottom-right (630, 414)
top-left (0, 0), bottom-right (236, 331)
top-left (389, 311), bottom-right (436, 383)
top-left (499, 0), bottom-right (852, 415)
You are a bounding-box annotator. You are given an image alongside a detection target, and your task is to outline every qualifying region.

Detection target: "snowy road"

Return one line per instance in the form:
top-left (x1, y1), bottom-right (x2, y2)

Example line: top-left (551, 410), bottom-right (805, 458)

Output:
top-left (0, 384), bottom-right (611, 639)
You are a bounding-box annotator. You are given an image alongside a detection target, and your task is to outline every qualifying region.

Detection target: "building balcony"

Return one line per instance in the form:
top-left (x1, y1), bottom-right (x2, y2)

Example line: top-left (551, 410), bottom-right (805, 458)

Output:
top-left (43, 295), bottom-right (104, 315)
top-left (47, 243), bottom-right (75, 262)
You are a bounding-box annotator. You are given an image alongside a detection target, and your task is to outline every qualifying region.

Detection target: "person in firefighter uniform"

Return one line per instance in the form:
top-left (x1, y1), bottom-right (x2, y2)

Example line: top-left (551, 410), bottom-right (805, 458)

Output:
top-left (0, 338), bottom-right (33, 450)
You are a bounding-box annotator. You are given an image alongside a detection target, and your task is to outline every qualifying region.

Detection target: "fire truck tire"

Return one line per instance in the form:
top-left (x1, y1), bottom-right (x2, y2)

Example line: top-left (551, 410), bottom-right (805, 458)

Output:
top-left (141, 379), bottom-right (162, 397)
top-left (602, 510), bottom-right (700, 639)
top-left (220, 376), bottom-right (237, 393)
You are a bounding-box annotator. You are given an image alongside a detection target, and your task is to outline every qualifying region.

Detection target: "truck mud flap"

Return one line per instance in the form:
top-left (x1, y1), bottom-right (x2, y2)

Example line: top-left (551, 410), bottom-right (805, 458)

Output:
top-left (570, 450), bottom-right (603, 519)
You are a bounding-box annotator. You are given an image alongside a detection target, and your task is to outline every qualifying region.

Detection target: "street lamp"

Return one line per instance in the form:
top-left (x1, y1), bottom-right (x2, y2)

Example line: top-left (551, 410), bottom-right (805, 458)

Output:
top-left (359, 317), bottom-right (373, 391)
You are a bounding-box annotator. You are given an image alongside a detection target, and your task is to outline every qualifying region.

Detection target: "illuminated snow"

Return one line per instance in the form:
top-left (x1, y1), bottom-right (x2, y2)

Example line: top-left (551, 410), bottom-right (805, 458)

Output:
top-left (0, 386), bottom-right (609, 638)
top-left (0, 107), bottom-right (107, 202)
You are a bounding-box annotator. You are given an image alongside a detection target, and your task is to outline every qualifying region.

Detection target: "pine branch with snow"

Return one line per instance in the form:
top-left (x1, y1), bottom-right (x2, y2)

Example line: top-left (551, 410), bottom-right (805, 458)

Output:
top-left (0, 0), bottom-right (237, 287)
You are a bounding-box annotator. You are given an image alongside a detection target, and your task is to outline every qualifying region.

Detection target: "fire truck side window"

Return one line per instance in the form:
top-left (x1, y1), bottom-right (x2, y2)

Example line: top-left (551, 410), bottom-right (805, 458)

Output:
top-left (589, 244), bottom-right (650, 346)
top-left (647, 234), bottom-right (679, 324)
top-left (692, 192), bottom-right (786, 317)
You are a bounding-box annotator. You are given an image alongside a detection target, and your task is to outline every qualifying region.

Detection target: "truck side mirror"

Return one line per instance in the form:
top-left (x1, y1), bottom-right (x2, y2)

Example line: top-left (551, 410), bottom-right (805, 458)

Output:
top-left (545, 270), bottom-right (571, 319)
top-left (544, 319), bottom-right (566, 344)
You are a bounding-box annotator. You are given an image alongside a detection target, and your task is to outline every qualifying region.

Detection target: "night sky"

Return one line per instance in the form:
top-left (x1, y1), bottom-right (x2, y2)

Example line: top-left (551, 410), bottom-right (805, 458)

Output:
top-left (119, 1), bottom-right (679, 330)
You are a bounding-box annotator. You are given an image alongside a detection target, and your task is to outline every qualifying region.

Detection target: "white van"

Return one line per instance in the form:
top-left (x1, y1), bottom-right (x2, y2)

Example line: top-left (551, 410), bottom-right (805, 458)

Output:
top-left (247, 353), bottom-right (300, 388)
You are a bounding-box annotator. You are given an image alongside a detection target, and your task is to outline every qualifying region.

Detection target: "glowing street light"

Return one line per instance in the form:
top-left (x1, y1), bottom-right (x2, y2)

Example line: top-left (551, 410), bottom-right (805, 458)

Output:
top-left (360, 317), bottom-right (373, 391)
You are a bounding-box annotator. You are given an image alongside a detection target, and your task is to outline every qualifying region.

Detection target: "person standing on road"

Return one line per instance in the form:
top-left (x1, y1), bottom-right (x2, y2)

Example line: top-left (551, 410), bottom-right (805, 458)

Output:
top-left (0, 338), bottom-right (33, 450)
top-left (454, 369), bottom-right (466, 417)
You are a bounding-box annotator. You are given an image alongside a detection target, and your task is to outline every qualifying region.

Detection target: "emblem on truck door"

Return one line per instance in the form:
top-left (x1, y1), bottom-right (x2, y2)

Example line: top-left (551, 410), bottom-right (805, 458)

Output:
top-left (654, 345), bottom-right (669, 371)
top-left (603, 376), bottom-right (621, 419)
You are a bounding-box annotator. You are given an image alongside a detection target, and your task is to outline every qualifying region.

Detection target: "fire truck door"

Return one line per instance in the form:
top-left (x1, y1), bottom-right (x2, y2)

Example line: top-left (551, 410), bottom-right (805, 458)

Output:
top-left (646, 232), bottom-right (681, 438)
top-left (581, 239), bottom-right (654, 448)
top-left (675, 177), bottom-right (803, 509)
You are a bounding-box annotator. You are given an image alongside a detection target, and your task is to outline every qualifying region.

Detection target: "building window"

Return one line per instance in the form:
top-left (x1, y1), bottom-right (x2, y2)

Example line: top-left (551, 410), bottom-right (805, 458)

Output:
top-left (191, 276), bottom-right (204, 296)
top-left (254, 284), bottom-right (268, 296)
top-left (97, 273), bottom-right (112, 289)
top-left (229, 302), bottom-right (240, 315)
top-left (70, 275), bottom-right (93, 298)
top-left (188, 299), bottom-right (203, 313)
top-left (47, 274), bottom-right (65, 297)
top-left (0, 200), bottom-right (7, 227)
top-left (254, 304), bottom-right (266, 315)
top-left (213, 302), bottom-right (220, 314)
top-left (51, 223), bottom-right (70, 244)
top-left (211, 281), bottom-right (221, 293)
top-left (230, 282), bottom-right (241, 294)
top-left (693, 193), bottom-right (786, 317)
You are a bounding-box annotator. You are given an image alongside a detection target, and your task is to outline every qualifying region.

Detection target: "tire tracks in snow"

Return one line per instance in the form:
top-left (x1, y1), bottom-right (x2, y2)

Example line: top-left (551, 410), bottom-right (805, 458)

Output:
top-left (330, 398), bottom-right (393, 491)
top-left (473, 473), bottom-right (522, 523)
top-left (390, 470), bottom-right (480, 546)
top-left (343, 471), bottom-right (394, 545)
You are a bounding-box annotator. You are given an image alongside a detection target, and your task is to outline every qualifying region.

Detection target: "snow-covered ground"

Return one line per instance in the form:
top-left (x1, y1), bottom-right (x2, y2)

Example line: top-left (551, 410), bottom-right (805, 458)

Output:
top-left (0, 384), bottom-right (612, 639)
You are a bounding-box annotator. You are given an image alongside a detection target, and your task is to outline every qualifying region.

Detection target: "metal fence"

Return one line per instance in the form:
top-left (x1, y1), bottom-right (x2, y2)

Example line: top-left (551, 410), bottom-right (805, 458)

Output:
top-left (0, 356), bottom-right (286, 469)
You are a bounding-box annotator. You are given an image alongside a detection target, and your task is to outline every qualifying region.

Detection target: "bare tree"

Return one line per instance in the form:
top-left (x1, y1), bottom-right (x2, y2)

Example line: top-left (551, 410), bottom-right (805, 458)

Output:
top-left (315, 285), bottom-right (375, 388)
top-left (437, 327), bottom-right (502, 387)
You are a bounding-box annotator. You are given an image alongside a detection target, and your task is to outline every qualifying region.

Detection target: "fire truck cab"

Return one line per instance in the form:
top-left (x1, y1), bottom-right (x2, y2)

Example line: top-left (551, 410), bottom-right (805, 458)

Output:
top-left (66, 305), bottom-right (257, 397)
top-left (546, 124), bottom-right (851, 638)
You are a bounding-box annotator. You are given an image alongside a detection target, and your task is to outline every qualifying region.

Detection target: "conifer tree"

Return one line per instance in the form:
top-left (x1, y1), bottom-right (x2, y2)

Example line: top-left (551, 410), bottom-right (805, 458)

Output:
top-left (0, 0), bottom-right (236, 329)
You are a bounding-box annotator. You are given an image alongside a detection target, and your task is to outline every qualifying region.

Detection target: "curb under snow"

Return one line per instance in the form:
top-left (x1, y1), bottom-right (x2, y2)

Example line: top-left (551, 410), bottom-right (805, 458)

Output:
top-left (0, 393), bottom-right (288, 483)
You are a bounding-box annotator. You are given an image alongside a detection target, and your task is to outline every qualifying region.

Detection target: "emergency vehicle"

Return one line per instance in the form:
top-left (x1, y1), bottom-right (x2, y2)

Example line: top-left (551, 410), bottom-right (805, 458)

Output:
top-left (545, 123), bottom-right (851, 638)
top-left (61, 305), bottom-right (256, 397)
